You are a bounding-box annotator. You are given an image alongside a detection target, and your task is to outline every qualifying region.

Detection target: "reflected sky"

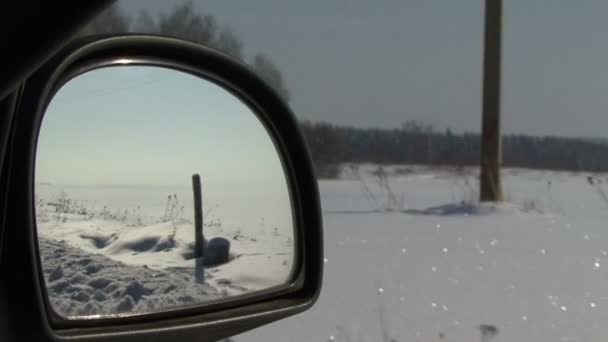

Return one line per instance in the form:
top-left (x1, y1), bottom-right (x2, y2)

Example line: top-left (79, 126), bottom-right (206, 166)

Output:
top-left (37, 65), bottom-right (286, 187)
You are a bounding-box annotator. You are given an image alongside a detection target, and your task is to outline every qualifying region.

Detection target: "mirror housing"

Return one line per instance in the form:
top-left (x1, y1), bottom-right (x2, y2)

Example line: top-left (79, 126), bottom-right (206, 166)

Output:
top-left (0, 35), bottom-right (323, 342)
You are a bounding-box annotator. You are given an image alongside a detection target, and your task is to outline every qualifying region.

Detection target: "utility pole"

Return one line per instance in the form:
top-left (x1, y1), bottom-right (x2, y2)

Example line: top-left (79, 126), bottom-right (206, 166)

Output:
top-left (480, 0), bottom-right (503, 202)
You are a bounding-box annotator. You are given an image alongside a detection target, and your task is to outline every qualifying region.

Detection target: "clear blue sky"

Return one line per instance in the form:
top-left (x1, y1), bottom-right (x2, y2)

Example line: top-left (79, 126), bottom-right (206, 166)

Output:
top-left (36, 66), bottom-right (289, 186)
top-left (113, 0), bottom-right (608, 138)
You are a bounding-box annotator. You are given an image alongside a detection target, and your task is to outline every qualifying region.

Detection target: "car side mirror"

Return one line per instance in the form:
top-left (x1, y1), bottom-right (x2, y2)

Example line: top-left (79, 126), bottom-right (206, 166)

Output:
top-left (0, 35), bottom-right (323, 342)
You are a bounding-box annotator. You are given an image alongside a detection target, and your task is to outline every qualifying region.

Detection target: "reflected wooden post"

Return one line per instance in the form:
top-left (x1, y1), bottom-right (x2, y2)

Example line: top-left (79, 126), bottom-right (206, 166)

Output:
top-left (192, 174), bottom-right (205, 283)
top-left (480, 0), bottom-right (504, 202)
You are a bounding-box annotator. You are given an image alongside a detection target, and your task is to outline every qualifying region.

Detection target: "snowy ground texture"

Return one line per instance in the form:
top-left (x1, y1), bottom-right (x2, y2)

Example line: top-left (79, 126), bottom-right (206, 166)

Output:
top-left (237, 165), bottom-right (608, 342)
top-left (36, 187), bottom-right (294, 318)
top-left (37, 165), bottom-right (608, 341)
top-left (39, 237), bottom-right (223, 316)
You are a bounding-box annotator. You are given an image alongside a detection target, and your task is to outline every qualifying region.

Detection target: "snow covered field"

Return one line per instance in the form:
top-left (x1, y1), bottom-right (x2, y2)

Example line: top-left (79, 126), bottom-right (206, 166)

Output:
top-left (237, 165), bottom-right (608, 342)
top-left (36, 165), bottom-right (608, 341)
top-left (35, 184), bottom-right (294, 317)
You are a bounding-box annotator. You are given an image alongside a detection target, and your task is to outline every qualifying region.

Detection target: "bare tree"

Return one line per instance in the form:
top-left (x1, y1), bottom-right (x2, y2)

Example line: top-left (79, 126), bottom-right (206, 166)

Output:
top-left (157, 2), bottom-right (217, 46)
top-left (77, 2), bottom-right (291, 103)
top-left (133, 10), bottom-right (156, 33)
top-left (215, 28), bottom-right (244, 60)
top-left (78, 6), bottom-right (130, 36)
top-left (252, 53), bottom-right (291, 102)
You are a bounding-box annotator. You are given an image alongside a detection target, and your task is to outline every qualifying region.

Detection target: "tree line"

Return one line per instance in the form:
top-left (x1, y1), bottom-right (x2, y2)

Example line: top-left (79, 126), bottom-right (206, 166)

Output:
top-left (79, 2), bottom-right (290, 102)
top-left (299, 120), bottom-right (608, 178)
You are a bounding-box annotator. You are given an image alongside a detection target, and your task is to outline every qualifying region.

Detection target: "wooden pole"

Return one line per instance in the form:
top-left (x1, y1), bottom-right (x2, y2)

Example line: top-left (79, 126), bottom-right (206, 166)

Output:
top-left (192, 174), bottom-right (204, 283)
top-left (480, 0), bottom-right (503, 202)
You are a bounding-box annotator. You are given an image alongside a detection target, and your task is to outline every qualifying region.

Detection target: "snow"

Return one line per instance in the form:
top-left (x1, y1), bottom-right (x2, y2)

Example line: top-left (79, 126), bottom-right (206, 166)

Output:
top-left (236, 166), bottom-right (608, 342)
top-left (37, 166), bottom-right (608, 341)
top-left (36, 184), bottom-right (294, 317)
top-left (40, 237), bottom-right (223, 316)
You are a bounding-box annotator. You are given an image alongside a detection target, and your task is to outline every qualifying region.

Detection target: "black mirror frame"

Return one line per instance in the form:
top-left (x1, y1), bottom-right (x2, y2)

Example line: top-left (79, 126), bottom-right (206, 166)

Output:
top-left (0, 35), bottom-right (323, 342)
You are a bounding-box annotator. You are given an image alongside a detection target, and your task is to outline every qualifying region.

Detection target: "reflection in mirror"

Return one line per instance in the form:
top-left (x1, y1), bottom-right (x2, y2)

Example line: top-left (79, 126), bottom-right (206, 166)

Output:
top-left (35, 65), bottom-right (295, 318)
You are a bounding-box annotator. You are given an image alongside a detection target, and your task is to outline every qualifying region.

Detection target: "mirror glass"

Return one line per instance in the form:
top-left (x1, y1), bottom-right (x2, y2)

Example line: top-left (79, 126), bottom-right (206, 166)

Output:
top-left (34, 65), bottom-right (295, 318)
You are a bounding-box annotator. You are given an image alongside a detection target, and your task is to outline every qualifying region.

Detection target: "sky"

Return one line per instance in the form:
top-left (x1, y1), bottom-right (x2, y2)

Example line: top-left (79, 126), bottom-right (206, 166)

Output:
top-left (114, 0), bottom-right (608, 138)
top-left (36, 65), bottom-right (291, 189)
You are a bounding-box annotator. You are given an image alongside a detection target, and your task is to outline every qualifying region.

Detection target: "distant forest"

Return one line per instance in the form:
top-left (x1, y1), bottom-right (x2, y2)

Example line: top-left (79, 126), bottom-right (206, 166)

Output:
top-left (299, 120), bottom-right (608, 178)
